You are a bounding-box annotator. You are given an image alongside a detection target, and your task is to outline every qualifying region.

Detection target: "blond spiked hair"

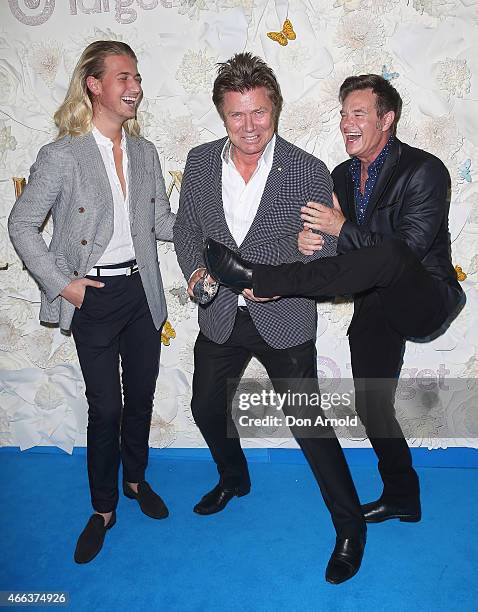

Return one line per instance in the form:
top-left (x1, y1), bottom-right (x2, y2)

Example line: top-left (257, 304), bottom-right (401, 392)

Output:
top-left (54, 40), bottom-right (141, 139)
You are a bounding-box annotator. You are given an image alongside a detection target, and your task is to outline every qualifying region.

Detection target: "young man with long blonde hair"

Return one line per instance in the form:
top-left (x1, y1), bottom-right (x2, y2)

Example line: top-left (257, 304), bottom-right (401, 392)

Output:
top-left (9, 41), bottom-right (175, 563)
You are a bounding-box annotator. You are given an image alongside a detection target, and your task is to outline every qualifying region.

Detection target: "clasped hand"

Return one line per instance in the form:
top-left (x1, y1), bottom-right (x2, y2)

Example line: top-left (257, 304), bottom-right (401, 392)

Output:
top-left (298, 193), bottom-right (345, 255)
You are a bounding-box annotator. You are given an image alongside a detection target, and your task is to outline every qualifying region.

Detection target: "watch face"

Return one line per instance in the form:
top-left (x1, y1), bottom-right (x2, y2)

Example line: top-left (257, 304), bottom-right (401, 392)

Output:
top-left (193, 273), bottom-right (219, 305)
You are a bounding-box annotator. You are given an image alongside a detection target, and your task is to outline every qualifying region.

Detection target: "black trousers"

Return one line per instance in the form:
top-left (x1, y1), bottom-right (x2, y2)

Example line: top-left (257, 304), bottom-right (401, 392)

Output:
top-left (71, 272), bottom-right (161, 513)
top-left (253, 240), bottom-right (451, 500)
top-left (192, 309), bottom-right (365, 538)
top-left (349, 292), bottom-right (418, 499)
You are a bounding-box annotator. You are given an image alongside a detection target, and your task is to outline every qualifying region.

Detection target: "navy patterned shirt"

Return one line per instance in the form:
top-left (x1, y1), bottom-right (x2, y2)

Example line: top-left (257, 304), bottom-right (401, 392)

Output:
top-left (349, 136), bottom-right (395, 225)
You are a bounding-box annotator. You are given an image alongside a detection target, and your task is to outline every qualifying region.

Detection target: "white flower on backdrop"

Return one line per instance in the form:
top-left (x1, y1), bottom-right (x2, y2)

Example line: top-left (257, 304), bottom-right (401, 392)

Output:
top-left (27, 42), bottom-right (63, 88)
top-left (0, 293), bottom-right (34, 328)
top-left (411, 0), bottom-right (459, 18)
top-left (335, 10), bottom-right (385, 53)
top-left (434, 57), bottom-right (472, 99)
top-left (176, 48), bottom-right (217, 94)
top-left (280, 98), bottom-right (330, 147)
top-left (0, 125), bottom-right (17, 168)
top-left (0, 315), bottom-right (22, 353)
top-left (415, 114), bottom-right (464, 165)
top-left (153, 111), bottom-right (205, 164)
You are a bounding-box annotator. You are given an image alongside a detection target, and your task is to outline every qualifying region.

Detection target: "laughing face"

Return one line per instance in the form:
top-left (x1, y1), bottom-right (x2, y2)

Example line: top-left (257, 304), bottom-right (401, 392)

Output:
top-left (221, 87), bottom-right (276, 165)
top-left (87, 54), bottom-right (142, 128)
top-left (340, 88), bottom-right (394, 166)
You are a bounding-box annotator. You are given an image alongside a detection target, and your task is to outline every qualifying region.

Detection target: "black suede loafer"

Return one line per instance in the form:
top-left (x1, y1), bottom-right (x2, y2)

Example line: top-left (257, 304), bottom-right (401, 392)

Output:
top-left (204, 238), bottom-right (253, 292)
top-left (74, 511), bottom-right (116, 564)
top-left (362, 497), bottom-right (421, 523)
top-left (123, 481), bottom-right (169, 519)
top-left (325, 533), bottom-right (366, 585)
top-left (193, 483), bottom-right (250, 515)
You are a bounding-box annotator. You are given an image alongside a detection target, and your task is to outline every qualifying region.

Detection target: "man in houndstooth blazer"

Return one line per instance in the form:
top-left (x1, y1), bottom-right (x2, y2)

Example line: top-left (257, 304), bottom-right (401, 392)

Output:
top-left (9, 42), bottom-right (174, 564)
top-left (174, 53), bottom-right (366, 585)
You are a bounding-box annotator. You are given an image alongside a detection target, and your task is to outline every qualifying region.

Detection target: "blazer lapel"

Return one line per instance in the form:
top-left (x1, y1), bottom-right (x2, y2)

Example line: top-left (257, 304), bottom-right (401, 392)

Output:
top-left (343, 165), bottom-right (357, 225)
top-left (125, 132), bottom-right (145, 222)
top-left (69, 132), bottom-right (113, 215)
top-left (363, 138), bottom-right (400, 223)
top-left (240, 135), bottom-right (291, 249)
top-left (205, 138), bottom-right (238, 249)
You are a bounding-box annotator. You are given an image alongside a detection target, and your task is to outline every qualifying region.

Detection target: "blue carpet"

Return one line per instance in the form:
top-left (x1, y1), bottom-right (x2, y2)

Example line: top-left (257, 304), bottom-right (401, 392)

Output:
top-left (1, 450), bottom-right (477, 611)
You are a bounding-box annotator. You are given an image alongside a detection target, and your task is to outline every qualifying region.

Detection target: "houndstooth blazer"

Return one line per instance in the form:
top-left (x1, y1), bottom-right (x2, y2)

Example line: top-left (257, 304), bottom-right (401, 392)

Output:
top-left (173, 135), bottom-right (337, 349)
top-left (8, 131), bottom-right (175, 331)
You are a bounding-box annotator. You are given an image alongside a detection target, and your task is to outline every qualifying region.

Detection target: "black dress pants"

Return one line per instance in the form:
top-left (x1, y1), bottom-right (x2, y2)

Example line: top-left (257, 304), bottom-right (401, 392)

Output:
top-left (71, 272), bottom-right (161, 513)
top-left (192, 309), bottom-right (365, 538)
top-left (253, 240), bottom-right (453, 501)
top-left (348, 292), bottom-right (418, 500)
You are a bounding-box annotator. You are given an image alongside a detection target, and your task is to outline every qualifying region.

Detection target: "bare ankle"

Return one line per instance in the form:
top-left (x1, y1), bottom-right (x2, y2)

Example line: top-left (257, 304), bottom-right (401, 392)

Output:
top-left (126, 481), bottom-right (138, 494)
top-left (96, 511), bottom-right (113, 526)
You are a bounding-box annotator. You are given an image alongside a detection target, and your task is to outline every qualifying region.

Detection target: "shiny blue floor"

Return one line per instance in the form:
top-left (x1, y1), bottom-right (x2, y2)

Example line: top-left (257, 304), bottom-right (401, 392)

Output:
top-left (1, 448), bottom-right (477, 611)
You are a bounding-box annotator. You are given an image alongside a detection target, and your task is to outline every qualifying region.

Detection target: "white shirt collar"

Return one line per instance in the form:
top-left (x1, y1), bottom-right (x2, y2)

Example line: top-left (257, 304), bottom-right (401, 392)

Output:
top-left (221, 134), bottom-right (276, 169)
top-left (92, 125), bottom-right (126, 149)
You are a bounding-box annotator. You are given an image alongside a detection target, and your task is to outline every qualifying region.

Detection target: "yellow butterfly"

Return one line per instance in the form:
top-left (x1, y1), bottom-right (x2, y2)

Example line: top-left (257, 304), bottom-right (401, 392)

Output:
top-left (267, 18), bottom-right (297, 46)
top-left (161, 320), bottom-right (176, 346)
top-left (455, 265), bottom-right (467, 282)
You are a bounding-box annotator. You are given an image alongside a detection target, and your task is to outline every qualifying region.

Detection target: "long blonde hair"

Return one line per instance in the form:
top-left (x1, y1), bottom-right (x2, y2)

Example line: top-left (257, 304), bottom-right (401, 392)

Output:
top-left (54, 41), bottom-right (141, 139)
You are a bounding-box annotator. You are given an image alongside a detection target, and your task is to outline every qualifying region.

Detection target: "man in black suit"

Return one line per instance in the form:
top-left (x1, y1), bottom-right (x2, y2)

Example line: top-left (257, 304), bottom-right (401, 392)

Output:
top-left (174, 53), bottom-right (366, 585)
top-left (205, 74), bottom-right (463, 526)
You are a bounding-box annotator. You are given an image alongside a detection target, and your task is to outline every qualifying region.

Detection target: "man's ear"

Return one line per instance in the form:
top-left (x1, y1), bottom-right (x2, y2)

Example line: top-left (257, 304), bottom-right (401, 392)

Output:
top-left (380, 110), bottom-right (395, 132)
top-left (86, 75), bottom-right (100, 97)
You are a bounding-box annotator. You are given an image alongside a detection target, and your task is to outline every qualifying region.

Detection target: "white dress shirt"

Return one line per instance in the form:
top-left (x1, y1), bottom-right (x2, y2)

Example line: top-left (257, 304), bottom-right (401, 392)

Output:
top-left (92, 126), bottom-right (135, 267)
top-left (221, 135), bottom-right (276, 305)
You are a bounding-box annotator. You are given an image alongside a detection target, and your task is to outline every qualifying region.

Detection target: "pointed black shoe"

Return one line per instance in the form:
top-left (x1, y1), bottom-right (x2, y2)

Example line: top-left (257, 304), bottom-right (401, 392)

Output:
top-left (204, 238), bottom-right (253, 292)
top-left (193, 483), bottom-right (250, 515)
top-left (74, 511), bottom-right (116, 564)
top-left (123, 481), bottom-right (169, 519)
top-left (362, 497), bottom-right (421, 523)
top-left (325, 533), bottom-right (366, 585)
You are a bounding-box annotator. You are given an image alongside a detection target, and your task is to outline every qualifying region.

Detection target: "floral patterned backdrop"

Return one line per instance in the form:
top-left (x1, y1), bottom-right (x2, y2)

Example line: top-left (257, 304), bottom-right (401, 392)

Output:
top-left (0, 0), bottom-right (477, 453)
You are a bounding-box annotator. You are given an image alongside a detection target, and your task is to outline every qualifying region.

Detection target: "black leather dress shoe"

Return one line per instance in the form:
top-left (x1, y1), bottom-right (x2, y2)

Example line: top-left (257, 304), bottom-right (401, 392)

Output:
top-left (204, 239), bottom-right (253, 292)
top-left (74, 511), bottom-right (116, 564)
top-left (193, 483), bottom-right (250, 515)
top-left (123, 481), bottom-right (169, 519)
top-left (362, 497), bottom-right (421, 523)
top-left (325, 533), bottom-right (366, 585)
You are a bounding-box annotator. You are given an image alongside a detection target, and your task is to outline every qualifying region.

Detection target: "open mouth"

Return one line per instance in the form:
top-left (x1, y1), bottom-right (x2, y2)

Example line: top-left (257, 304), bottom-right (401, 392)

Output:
top-left (243, 135), bottom-right (260, 142)
top-left (121, 96), bottom-right (137, 107)
top-left (345, 132), bottom-right (361, 142)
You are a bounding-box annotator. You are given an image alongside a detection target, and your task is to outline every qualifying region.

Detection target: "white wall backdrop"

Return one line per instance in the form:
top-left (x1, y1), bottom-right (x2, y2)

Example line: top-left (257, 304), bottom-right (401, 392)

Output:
top-left (0, 0), bottom-right (477, 453)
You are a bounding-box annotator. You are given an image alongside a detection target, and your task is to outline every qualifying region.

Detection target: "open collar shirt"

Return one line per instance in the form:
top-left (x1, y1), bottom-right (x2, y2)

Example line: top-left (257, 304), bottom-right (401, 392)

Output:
top-left (92, 125), bottom-right (135, 266)
top-left (221, 134), bottom-right (276, 306)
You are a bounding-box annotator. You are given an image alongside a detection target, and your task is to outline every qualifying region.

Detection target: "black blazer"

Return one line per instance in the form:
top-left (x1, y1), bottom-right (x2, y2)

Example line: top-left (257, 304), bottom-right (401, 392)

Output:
top-left (332, 137), bottom-right (463, 315)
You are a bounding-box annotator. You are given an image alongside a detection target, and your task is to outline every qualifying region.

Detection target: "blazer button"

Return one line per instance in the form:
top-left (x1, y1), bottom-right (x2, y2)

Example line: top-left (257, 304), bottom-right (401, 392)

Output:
top-left (151, 197), bottom-right (155, 203)
top-left (78, 207), bottom-right (85, 213)
top-left (151, 227), bottom-right (155, 232)
top-left (73, 271), bottom-right (78, 276)
top-left (81, 239), bottom-right (87, 245)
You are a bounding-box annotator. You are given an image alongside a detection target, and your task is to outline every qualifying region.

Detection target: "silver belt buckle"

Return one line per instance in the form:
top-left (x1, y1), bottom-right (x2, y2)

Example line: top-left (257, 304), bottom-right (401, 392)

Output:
top-left (126, 266), bottom-right (132, 276)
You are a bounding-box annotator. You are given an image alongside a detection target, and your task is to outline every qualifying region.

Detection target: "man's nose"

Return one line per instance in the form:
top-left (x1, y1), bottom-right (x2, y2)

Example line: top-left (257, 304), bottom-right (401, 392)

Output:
top-left (244, 114), bottom-right (254, 132)
top-left (130, 81), bottom-right (141, 94)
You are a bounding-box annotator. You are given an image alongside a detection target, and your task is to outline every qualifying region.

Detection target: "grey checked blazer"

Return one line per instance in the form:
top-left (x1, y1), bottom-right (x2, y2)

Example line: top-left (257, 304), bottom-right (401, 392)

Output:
top-left (173, 135), bottom-right (337, 349)
top-left (8, 131), bottom-right (175, 331)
